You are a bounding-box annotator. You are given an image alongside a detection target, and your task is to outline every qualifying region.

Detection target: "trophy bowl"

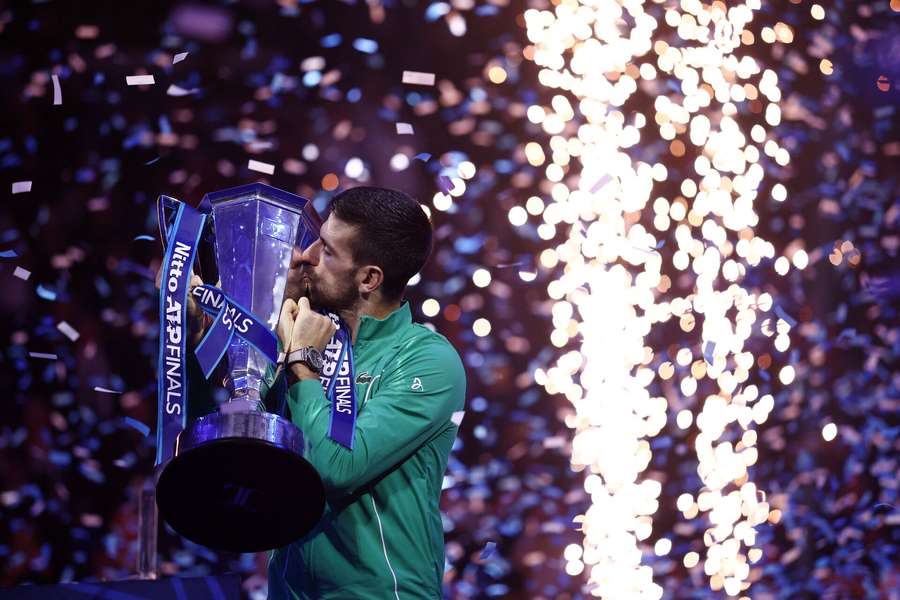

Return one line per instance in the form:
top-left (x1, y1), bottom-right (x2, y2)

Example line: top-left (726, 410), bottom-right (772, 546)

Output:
top-left (155, 183), bottom-right (326, 553)
top-left (156, 411), bottom-right (324, 553)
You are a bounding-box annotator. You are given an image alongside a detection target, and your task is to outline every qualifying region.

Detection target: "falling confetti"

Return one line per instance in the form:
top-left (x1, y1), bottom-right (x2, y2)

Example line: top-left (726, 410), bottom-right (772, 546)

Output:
top-left (247, 159), bottom-right (275, 175)
top-left (401, 70), bottom-right (435, 86)
top-left (51, 74), bottom-right (62, 105)
top-left (56, 321), bottom-right (80, 342)
top-left (125, 74), bottom-right (155, 86)
top-left (11, 181), bottom-right (32, 194)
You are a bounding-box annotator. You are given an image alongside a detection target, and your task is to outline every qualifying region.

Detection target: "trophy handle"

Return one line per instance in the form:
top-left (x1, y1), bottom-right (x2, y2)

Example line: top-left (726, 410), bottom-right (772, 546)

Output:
top-left (157, 195), bottom-right (218, 284)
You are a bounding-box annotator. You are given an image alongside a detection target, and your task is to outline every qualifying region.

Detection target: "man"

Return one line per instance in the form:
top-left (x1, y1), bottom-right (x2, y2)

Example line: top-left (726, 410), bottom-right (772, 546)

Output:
top-left (173, 186), bottom-right (466, 599)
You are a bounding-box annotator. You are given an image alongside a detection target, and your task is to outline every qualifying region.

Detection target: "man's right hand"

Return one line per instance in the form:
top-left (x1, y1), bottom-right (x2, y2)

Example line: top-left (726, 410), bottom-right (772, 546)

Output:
top-left (278, 296), bottom-right (337, 354)
top-left (154, 264), bottom-right (211, 347)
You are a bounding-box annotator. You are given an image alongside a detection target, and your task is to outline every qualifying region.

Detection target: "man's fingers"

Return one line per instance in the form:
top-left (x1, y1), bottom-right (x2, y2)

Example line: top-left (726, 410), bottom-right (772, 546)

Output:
top-left (297, 296), bottom-right (311, 315)
top-left (281, 298), bottom-right (297, 319)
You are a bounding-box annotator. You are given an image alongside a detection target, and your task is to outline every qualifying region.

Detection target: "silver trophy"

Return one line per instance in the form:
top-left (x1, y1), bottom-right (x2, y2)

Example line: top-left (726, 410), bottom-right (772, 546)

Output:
top-left (155, 183), bottom-right (326, 553)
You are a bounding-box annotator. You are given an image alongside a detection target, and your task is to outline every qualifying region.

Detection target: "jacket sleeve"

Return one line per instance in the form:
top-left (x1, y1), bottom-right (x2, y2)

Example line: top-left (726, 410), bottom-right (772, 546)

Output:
top-left (286, 337), bottom-right (466, 497)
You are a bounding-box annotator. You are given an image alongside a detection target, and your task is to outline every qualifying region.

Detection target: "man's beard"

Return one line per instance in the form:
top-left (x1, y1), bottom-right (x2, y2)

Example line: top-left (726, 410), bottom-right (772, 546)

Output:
top-left (307, 277), bottom-right (358, 312)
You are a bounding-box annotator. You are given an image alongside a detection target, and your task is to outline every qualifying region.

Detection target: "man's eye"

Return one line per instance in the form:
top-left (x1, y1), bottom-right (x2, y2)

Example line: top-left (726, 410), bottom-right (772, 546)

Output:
top-left (322, 246), bottom-right (332, 255)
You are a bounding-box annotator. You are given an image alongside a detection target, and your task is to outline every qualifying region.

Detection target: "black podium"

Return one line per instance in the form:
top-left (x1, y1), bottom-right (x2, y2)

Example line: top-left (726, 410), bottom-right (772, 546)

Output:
top-left (0, 574), bottom-right (242, 600)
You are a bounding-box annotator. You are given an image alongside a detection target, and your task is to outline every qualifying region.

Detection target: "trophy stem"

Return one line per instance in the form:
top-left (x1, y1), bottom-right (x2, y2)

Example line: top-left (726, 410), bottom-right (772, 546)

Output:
top-left (137, 476), bottom-right (159, 580)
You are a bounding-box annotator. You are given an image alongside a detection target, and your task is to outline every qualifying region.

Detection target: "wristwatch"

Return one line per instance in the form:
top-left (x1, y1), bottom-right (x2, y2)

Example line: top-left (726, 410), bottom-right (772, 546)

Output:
top-left (285, 347), bottom-right (324, 373)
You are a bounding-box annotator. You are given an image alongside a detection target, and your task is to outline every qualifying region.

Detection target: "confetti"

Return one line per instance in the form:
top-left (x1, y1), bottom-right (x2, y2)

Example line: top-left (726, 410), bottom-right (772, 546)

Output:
top-left (479, 541), bottom-right (497, 560)
top-left (51, 74), bottom-right (62, 105)
top-left (123, 417), bottom-right (150, 437)
top-left (402, 70), bottom-right (436, 86)
top-left (93, 387), bottom-right (122, 394)
top-left (414, 153), bottom-right (431, 162)
top-left (132, 235), bottom-right (155, 242)
top-left (0, 249), bottom-right (17, 258)
top-left (436, 175), bottom-right (453, 195)
top-left (173, 51), bottom-right (189, 64)
top-left (12, 181), bottom-right (32, 194)
top-left (396, 122), bottom-right (414, 135)
top-left (774, 305), bottom-right (798, 328)
top-left (36, 285), bottom-right (56, 300)
top-left (28, 352), bottom-right (58, 360)
top-left (247, 159), bottom-right (275, 175)
top-left (703, 341), bottom-right (715, 365)
top-left (166, 84), bottom-right (198, 96)
top-left (588, 174), bottom-right (613, 193)
top-left (56, 321), bottom-right (80, 342)
top-left (126, 74), bottom-right (155, 86)
top-left (13, 266), bottom-right (31, 280)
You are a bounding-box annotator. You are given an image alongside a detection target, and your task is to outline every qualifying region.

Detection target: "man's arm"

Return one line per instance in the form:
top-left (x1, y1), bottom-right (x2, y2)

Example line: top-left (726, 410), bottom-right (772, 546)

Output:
top-left (286, 338), bottom-right (466, 497)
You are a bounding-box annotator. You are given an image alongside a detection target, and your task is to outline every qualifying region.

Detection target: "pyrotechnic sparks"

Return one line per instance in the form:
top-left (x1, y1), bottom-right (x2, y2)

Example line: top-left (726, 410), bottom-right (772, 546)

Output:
top-left (523, 0), bottom-right (796, 596)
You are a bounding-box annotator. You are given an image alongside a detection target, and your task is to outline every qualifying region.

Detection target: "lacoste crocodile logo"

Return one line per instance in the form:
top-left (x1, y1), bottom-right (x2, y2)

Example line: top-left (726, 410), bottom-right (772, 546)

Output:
top-left (356, 372), bottom-right (373, 385)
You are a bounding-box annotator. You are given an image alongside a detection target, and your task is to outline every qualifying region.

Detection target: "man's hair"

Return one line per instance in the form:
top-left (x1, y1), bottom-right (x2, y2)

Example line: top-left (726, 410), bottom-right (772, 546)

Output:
top-left (329, 186), bottom-right (433, 302)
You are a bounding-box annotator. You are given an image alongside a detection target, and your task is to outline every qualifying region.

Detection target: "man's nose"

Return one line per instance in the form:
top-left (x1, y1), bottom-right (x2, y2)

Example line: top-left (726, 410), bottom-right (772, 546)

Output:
top-left (293, 240), bottom-right (320, 267)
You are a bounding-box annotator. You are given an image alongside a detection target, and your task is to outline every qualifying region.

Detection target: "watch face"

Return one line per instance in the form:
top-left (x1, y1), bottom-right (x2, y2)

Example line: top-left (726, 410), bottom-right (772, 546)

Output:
top-left (308, 348), bottom-right (324, 369)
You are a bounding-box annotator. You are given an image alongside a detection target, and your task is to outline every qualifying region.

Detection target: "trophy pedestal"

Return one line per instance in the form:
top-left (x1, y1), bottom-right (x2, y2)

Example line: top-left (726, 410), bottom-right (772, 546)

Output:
top-left (156, 411), bottom-right (325, 553)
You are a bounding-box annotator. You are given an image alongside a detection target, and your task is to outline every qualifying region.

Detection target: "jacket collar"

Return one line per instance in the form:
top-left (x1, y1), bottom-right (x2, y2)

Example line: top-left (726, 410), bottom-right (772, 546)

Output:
top-left (356, 301), bottom-right (412, 343)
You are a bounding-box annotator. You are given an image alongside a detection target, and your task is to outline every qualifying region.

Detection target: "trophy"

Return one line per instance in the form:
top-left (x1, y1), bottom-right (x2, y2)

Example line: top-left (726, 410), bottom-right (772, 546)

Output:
top-left (153, 183), bottom-right (326, 553)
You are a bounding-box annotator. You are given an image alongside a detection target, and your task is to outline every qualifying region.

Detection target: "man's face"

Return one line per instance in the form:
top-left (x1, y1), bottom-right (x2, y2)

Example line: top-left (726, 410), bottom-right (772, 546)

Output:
top-left (285, 215), bottom-right (360, 311)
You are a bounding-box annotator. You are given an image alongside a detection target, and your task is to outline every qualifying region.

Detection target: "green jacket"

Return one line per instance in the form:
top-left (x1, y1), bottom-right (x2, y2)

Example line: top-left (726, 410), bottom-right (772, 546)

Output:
top-left (262, 302), bottom-right (466, 599)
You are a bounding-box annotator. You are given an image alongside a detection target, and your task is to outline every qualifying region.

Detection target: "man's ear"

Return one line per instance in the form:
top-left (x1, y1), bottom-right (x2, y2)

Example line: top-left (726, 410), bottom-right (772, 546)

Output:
top-left (357, 265), bottom-right (384, 295)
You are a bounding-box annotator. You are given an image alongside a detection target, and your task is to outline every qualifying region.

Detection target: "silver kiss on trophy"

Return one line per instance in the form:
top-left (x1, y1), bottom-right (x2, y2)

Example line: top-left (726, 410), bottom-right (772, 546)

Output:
top-left (155, 183), bottom-right (326, 553)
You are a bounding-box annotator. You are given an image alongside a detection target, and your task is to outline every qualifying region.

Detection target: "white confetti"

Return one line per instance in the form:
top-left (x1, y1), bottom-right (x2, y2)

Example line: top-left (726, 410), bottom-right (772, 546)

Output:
top-left (51, 74), bottom-right (62, 105)
top-left (12, 181), bottom-right (32, 194)
top-left (247, 159), bottom-right (275, 175)
top-left (57, 321), bottom-right (80, 342)
top-left (173, 52), bottom-right (189, 64)
top-left (451, 410), bottom-right (465, 426)
top-left (166, 84), bottom-right (198, 97)
top-left (401, 70), bottom-right (435, 86)
top-left (94, 386), bottom-right (123, 394)
top-left (126, 75), bottom-right (155, 86)
top-left (396, 122), bottom-right (414, 135)
top-left (13, 266), bottom-right (31, 280)
top-left (29, 352), bottom-right (58, 360)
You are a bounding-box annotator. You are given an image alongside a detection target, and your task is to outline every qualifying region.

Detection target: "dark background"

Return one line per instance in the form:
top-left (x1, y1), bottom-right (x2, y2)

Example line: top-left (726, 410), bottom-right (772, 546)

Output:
top-left (0, 0), bottom-right (897, 598)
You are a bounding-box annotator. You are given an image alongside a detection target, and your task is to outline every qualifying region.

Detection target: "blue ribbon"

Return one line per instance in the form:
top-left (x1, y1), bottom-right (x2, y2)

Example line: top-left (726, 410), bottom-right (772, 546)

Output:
top-left (318, 313), bottom-right (357, 450)
top-left (191, 284), bottom-right (279, 379)
top-left (156, 201), bottom-right (206, 466)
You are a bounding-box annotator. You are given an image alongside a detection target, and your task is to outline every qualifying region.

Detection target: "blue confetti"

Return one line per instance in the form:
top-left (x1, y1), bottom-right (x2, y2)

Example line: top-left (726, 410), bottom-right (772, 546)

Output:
top-left (122, 417), bottom-right (150, 437)
top-left (479, 541), bottom-right (496, 559)
top-left (703, 341), bottom-right (715, 365)
top-left (36, 285), bottom-right (57, 301)
top-left (774, 305), bottom-right (797, 328)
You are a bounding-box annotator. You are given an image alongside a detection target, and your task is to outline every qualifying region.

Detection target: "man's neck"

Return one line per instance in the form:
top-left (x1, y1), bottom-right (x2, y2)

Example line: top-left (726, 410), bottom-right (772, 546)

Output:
top-left (339, 299), bottom-right (402, 344)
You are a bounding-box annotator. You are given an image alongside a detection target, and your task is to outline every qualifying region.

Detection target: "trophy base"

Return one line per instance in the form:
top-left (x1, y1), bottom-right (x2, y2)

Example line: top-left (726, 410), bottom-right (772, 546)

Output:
top-left (156, 411), bottom-right (326, 553)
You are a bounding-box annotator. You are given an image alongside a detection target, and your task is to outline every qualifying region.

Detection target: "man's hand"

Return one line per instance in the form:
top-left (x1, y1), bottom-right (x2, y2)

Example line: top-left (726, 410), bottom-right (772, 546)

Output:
top-left (278, 297), bottom-right (338, 385)
top-left (154, 264), bottom-right (211, 347)
top-left (278, 297), bottom-right (337, 354)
